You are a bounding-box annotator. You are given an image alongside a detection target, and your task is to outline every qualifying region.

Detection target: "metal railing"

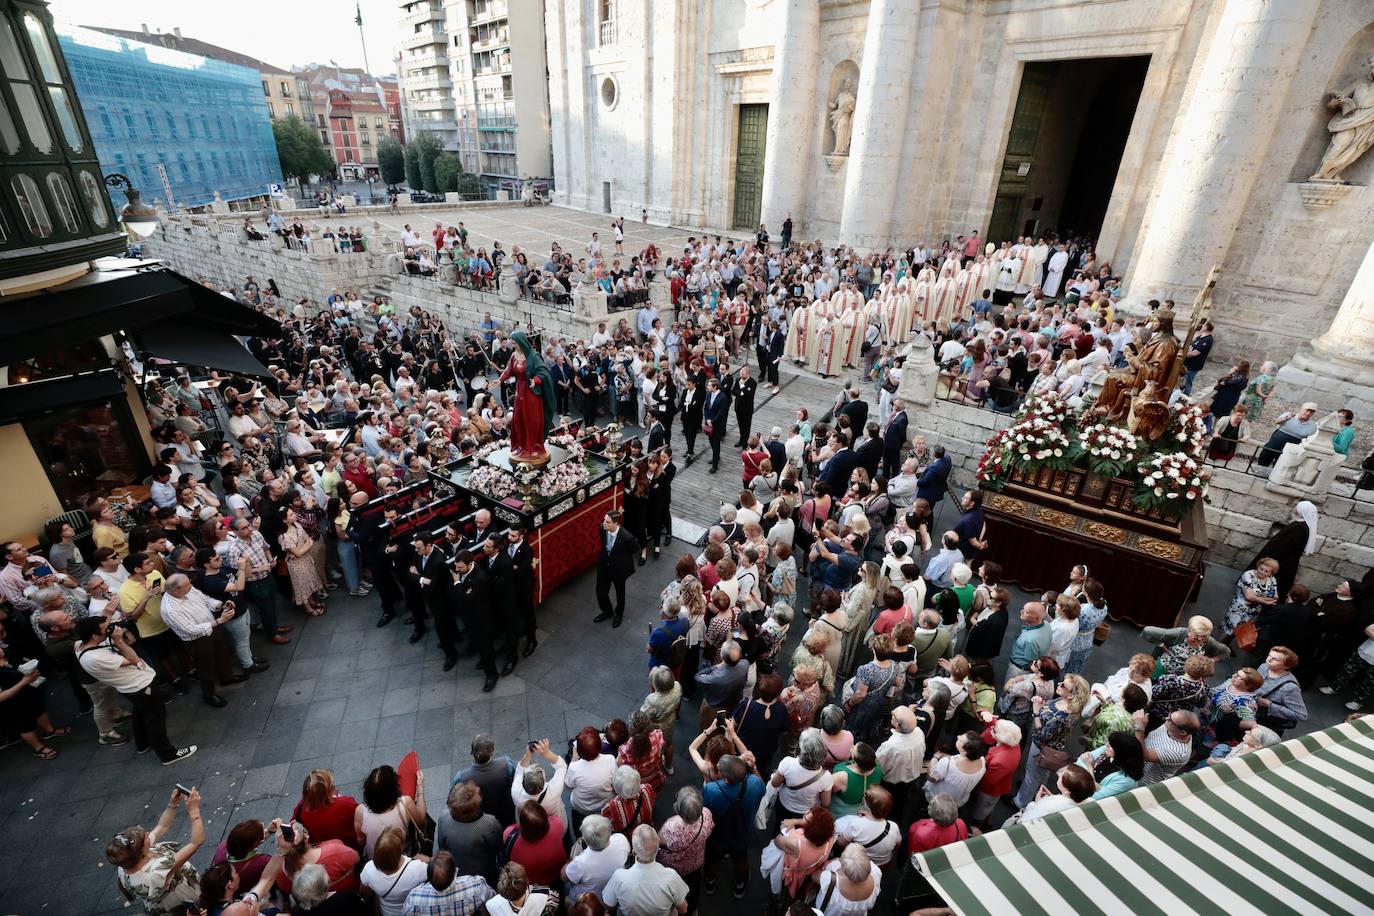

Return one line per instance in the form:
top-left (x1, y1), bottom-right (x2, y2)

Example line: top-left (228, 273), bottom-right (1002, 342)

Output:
top-left (599, 19), bottom-right (615, 45)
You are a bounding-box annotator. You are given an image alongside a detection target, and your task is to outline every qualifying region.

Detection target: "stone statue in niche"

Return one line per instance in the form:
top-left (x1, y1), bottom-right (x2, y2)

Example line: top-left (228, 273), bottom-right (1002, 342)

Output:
top-left (1311, 54), bottom-right (1374, 182)
top-left (829, 79), bottom-right (856, 156)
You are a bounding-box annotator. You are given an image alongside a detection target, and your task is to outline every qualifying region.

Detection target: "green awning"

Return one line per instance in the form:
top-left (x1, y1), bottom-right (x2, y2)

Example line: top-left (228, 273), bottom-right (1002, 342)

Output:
top-left (915, 716), bottom-right (1374, 915)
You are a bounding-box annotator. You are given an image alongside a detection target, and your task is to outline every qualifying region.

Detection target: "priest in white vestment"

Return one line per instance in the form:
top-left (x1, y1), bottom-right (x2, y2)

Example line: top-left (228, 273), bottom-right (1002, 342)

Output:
top-left (1043, 244), bottom-right (1069, 298)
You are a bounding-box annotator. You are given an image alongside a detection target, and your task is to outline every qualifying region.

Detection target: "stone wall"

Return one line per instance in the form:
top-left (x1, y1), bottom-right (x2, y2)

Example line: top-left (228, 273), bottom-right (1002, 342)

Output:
top-left (911, 398), bottom-right (1367, 594)
top-left (144, 211), bottom-right (675, 345)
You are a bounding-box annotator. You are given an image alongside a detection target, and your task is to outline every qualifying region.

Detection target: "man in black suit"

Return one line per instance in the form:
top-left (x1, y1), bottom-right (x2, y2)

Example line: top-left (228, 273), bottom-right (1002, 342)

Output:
top-left (731, 367), bottom-right (758, 447)
top-left (1007, 338), bottom-right (1031, 392)
top-left (460, 509), bottom-right (495, 555)
top-left (593, 510), bottom-right (638, 627)
top-left (451, 551), bottom-right (498, 692)
top-left (646, 411), bottom-right (668, 452)
top-left (765, 427), bottom-right (787, 472)
top-left (882, 399), bottom-right (909, 480)
top-left (855, 421), bottom-right (883, 480)
top-left (916, 445), bottom-right (953, 506)
top-left (819, 431), bottom-right (858, 491)
top-left (479, 537), bottom-right (518, 675)
top-left (766, 321), bottom-right (786, 392)
top-left (704, 378), bottom-right (729, 473)
top-left (679, 376), bottom-right (703, 461)
top-left (837, 387), bottom-right (869, 433)
top-left (407, 535), bottom-right (449, 657)
top-left (504, 523), bottom-right (538, 658)
top-left (352, 495), bottom-right (402, 629)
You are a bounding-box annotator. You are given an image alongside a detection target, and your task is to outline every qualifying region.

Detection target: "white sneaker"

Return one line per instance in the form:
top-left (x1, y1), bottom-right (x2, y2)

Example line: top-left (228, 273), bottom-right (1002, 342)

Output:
top-left (1319, 686), bottom-right (1337, 695)
top-left (1345, 701), bottom-right (1363, 711)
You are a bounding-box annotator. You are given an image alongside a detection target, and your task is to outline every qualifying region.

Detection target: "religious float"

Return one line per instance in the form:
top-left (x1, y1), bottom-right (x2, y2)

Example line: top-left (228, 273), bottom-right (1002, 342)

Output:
top-left (975, 303), bottom-right (1214, 629)
top-left (357, 332), bottom-right (628, 605)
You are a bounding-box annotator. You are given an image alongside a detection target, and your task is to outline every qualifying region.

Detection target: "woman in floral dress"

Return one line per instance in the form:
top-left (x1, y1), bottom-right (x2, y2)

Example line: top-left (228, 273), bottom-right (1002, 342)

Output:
top-left (1201, 668), bottom-right (1263, 750)
top-left (1240, 360), bottom-right (1278, 419)
top-left (107, 788), bottom-right (204, 915)
top-left (280, 508), bottom-right (326, 615)
top-left (842, 634), bottom-right (903, 741)
top-left (1221, 557), bottom-right (1279, 640)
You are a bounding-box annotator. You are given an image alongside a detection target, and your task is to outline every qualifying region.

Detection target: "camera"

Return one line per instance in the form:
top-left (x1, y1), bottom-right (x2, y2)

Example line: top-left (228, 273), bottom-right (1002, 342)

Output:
top-left (714, 711), bottom-right (728, 728)
top-left (280, 823), bottom-right (295, 844)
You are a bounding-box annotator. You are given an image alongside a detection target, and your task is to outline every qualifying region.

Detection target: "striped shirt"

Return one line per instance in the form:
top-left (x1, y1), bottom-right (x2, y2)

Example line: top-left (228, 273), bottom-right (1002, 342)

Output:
top-left (1142, 724), bottom-right (1192, 785)
top-left (159, 587), bottom-right (221, 641)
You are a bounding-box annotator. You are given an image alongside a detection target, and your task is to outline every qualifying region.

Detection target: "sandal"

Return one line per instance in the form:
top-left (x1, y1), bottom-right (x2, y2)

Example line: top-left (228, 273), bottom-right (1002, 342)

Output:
top-left (33, 746), bottom-right (57, 760)
top-left (39, 726), bottom-right (71, 740)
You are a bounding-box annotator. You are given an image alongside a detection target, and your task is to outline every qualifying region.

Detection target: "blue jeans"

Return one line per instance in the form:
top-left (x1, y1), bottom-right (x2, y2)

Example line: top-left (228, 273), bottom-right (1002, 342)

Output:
top-left (1181, 368), bottom-right (1198, 395)
top-left (337, 539), bottom-right (361, 591)
top-left (222, 612), bottom-right (253, 668)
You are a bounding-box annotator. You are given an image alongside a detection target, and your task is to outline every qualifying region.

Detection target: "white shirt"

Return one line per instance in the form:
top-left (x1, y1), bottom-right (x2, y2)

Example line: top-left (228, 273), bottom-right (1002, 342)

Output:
top-left (76, 641), bottom-right (155, 693)
top-left (564, 833), bottom-right (630, 899)
top-left (360, 858), bottom-right (427, 916)
top-left (565, 754), bottom-right (617, 814)
top-left (833, 816), bottom-right (900, 867)
top-left (159, 587), bottom-right (222, 641)
top-left (600, 861), bottom-right (689, 916)
top-left (1017, 793), bottom-right (1076, 824)
top-left (1047, 617), bottom-right (1077, 668)
top-left (776, 756), bottom-right (834, 814)
top-left (816, 860), bottom-right (883, 915)
top-left (513, 756), bottom-right (567, 822)
top-left (874, 728), bottom-right (926, 785)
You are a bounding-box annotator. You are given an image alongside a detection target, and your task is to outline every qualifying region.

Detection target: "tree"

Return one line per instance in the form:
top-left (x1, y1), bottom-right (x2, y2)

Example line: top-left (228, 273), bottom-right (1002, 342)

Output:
top-left (377, 136), bottom-right (406, 185)
top-left (454, 170), bottom-right (482, 200)
top-left (271, 115), bottom-right (334, 187)
top-left (403, 142), bottom-right (420, 189)
top-left (432, 152), bottom-right (461, 193)
top-left (410, 131), bottom-right (443, 193)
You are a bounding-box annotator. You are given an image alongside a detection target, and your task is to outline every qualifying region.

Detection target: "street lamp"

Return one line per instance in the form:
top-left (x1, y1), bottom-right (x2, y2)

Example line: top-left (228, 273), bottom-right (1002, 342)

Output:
top-left (103, 173), bottom-right (159, 240)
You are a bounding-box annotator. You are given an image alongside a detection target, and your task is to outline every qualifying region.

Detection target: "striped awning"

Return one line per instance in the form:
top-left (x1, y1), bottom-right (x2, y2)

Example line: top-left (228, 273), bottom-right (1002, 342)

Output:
top-left (915, 716), bottom-right (1374, 915)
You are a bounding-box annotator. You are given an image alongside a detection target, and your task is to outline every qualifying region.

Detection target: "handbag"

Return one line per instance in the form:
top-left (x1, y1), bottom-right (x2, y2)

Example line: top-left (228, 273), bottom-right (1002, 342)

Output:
top-left (398, 802), bottom-right (433, 859)
top-left (1093, 618), bottom-right (1112, 646)
top-left (1034, 744), bottom-right (1070, 771)
top-left (1234, 620), bottom-right (1259, 652)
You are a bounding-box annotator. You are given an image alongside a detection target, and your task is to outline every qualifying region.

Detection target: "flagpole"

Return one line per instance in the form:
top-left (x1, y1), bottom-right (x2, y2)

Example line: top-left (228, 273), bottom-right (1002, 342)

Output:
top-left (356, 2), bottom-right (371, 74)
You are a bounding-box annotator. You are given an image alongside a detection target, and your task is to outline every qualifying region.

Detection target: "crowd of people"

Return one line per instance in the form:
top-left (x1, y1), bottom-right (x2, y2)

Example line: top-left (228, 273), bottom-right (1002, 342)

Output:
top-left (1, 216), bottom-right (1368, 916)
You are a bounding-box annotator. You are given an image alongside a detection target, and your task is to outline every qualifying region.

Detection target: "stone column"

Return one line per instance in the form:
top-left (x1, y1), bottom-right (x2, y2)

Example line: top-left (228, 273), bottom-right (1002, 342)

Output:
top-left (759, 0), bottom-right (820, 235)
top-left (1277, 233), bottom-right (1374, 417)
top-left (837, 0), bottom-right (921, 250)
top-left (1126, 0), bottom-right (1320, 304)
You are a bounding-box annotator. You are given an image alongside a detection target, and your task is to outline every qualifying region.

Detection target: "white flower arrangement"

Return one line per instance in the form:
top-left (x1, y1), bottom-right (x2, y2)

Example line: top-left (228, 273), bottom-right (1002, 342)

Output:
top-left (1134, 451), bottom-right (1209, 516)
top-left (1079, 422), bottom-right (1139, 477)
top-left (467, 463), bottom-right (517, 500)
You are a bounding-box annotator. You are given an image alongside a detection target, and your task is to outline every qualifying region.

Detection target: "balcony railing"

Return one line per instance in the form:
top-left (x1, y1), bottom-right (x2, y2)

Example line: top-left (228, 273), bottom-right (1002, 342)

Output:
top-left (476, 114), bottom-right (516, 129)
top-left (599, 20), bottom-right (615, 45)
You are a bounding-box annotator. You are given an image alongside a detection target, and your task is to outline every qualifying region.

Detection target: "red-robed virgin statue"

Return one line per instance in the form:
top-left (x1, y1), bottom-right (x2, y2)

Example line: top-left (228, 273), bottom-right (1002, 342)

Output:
top-left (499, 330), bottom-right (558, 465)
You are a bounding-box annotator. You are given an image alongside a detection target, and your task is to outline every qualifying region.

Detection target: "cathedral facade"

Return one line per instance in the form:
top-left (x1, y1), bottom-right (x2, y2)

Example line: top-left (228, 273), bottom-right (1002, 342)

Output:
top-left (546, 0), bottom-right (1374, 388)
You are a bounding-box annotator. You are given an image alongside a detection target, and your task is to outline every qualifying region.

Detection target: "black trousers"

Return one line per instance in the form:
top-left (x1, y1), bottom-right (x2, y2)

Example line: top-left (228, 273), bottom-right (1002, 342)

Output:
top-left (465, 613), bottom-right (497, 677)
top-left (184, 633), bottom-right (235, 700)
top-left (767, 359), bottom-right (780, 388)
top-left (883, 448), bottom-right (903, 481)
top-left (708, 430), bottom-right (724, 468)
top-left (506, 592), bottom-right (535, 660)
top-left (756, 344), bottom-right (769, 374)
top-left (433, 597), bottom-right (461, 658)
top-left (683, 418), bottom-right (701, 456)
top-left (126, 683), bottom-right (178, 760)
top-left (735, 410), bottom-right (753, 445)
top-left (597, 569), bottom-right (627, 619)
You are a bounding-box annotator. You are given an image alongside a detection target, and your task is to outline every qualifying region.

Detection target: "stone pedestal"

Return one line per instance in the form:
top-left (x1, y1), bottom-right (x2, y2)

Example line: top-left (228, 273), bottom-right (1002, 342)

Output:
top-left (1265, 412), bottom-right (1346, 502)
top-left (838, 0), bottom-right (921, 250)
top-left (1277, 232), bottom-right (1374, 417)
top-left (1126, 0), bottom-right (1320, 308)
top-left (896, 335), bottom-right (938, 406)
